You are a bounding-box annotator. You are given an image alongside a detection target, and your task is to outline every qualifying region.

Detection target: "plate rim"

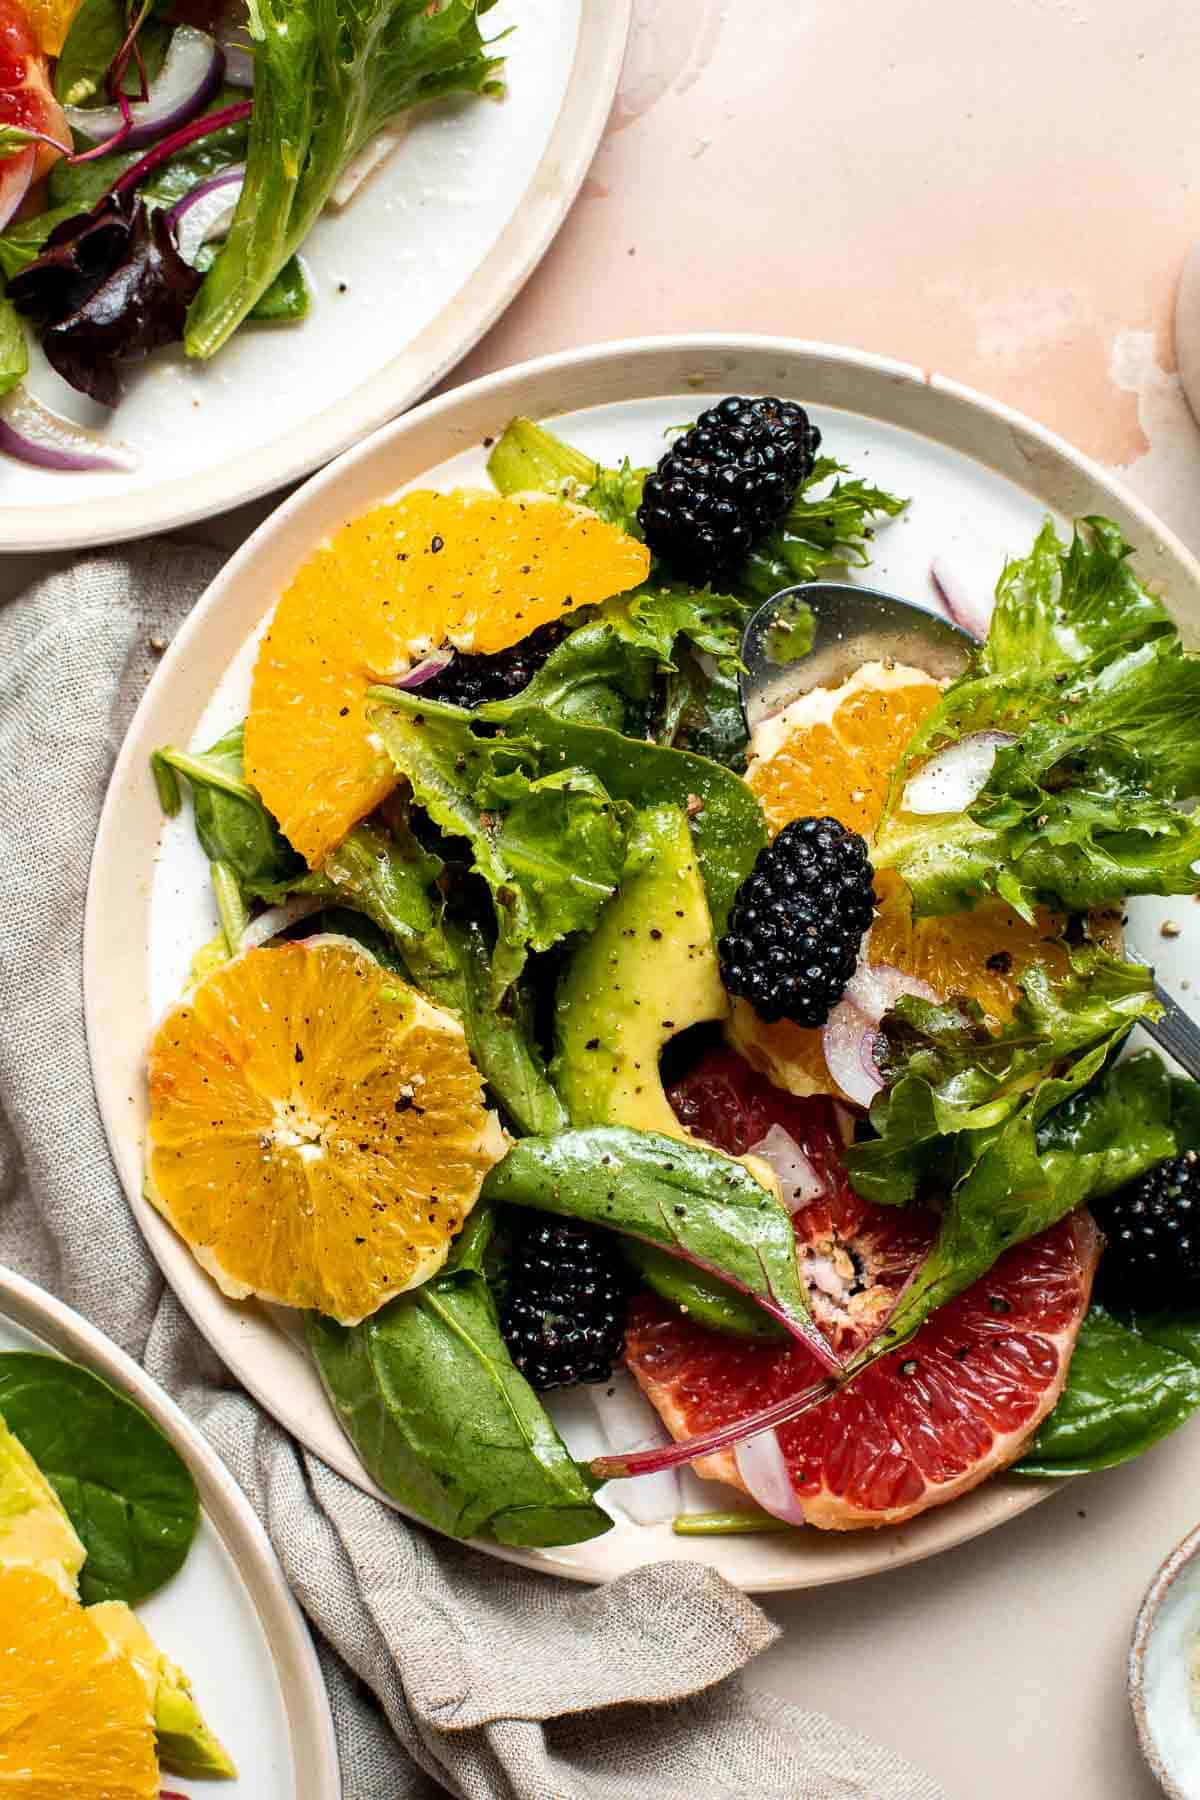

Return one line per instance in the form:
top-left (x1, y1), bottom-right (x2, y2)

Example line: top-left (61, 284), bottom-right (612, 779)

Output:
top-left (0, 1261), bottom-right (341, 1799)
top-left (0, 0), bottom-right (632, 554)
top-left (85, 330), bottom-right (1200, 1592)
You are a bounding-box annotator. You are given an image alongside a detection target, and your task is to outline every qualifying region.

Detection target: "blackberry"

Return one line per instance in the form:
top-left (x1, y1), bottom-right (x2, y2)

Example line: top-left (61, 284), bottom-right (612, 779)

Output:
top-left (421, 618), bottom-right (568, 709)
top-left (500, 1212), bottom-right (628, 1391)
top-left (637, 395), bottom-right (821, 584)
top-left (718, 817), bottom-right (876, 1027)
top-left (1092, 1151), bottom-right (1200, 1308)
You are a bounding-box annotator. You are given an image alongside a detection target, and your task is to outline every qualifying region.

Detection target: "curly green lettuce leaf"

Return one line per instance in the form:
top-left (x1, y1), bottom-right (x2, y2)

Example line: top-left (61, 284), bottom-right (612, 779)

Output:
top-left (873, 517), bottom-right (1200, 920)
top-left (844, 950), bottom-right (1160, 1364)
top-left (370, 685), bottom-right (767, 950)
top-left (367, 690), bottom-right (629, 999)
top-left (186, 0), bottom-right (504, 357)
top-left (0, 289), bottom-right (27, 398)
top-left (738, 458), bottom-right (909, 600)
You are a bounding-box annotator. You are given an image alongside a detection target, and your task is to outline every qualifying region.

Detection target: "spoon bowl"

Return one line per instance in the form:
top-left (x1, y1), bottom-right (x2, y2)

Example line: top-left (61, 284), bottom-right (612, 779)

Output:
top-left (738, 580), bottom-right (973, 730)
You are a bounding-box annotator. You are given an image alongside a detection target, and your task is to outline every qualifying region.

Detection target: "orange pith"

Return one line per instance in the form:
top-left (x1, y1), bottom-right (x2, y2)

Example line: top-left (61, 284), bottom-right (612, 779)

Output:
top-left (0, 1566), bottom-right (159, 1800)
top-left (146, 936), bottom-right (506, 1325)
top-left (245, 489), bottom-right (650, 866)
top-left (736, 661), bottom-right (1062, 1099)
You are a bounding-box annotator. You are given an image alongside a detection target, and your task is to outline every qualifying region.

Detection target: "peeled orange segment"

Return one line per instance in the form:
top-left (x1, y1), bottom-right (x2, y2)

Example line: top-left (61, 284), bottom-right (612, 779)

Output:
top-left (0, 1567), bottom-right (159, 1799)
top-left (146, 936), bottom-right (506, 1325)
top-left (736, 659), bottom-right (1066, 1098)
top-left (746, 660), bottom-right (945, 839)
top-left (626, 1054), bottom-right (1099, 1530)
top-left (245, 489), bottom-right (650, 866)
top-left (18, 0), bottom-right (80, 54)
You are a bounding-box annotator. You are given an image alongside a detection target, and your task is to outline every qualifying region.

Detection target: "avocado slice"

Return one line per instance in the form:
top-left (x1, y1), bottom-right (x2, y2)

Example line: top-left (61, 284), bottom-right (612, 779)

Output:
top-left (552, 803), bottom-right (728, 1135)
top-left (0, 1413), bottom-right (86, 1594)
top-left (90, 1600), bottom-right (237, 1779)
top-left (552, 803), bottom-right (783, 1339)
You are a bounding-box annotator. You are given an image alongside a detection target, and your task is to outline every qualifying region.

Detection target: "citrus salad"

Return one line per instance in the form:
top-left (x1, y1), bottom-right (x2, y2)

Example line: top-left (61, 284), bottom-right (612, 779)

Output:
top-left (0, 0), bottom-right (505, 470)
top-left (0, 1350), bottom-right (233, 1791)
top-left (147, 396), bottom-right (1200, 1547)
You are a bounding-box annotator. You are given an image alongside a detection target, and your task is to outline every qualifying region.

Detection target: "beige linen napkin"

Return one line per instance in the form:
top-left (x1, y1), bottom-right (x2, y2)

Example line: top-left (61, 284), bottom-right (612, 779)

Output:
top-left (0, 547), bottom-right (948, 1800)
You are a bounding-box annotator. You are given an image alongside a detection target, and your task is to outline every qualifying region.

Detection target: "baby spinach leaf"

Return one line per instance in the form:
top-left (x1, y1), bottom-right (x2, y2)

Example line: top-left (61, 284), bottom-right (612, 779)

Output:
top-left (369, 692), bottom-right (629, 999)
top-left (845, 954), bottom-right (1160, 1367)
top-left (0, 1353), bottom-right (199, 1604)
top-left (152, 724), bottom-right (303, 896)
top-left (0, 290), bottom-right (27, 398)
top-left (186, 0), bottom-right (504, 359)
top-left (1016, 1306), bottom-right (1200, 1476)
top-left (308, 1210), bottom-right (609, 1548)
top-left (873, 517), bottom-right (1200, 919)
top-left (49, 89), bottom-right (249, 214)
top-left (480, 1126), bottom-right (836, 1366)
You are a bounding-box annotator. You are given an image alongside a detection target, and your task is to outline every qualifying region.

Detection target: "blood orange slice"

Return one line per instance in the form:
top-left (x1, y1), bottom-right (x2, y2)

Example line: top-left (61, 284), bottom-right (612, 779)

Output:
top-left (624, 1050), bottom-right (1099, 1529)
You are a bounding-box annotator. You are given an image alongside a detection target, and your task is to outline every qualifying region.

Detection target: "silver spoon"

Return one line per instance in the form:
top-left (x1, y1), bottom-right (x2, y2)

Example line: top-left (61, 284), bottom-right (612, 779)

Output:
top-left (738, 580), bottom-right (1200, 1081)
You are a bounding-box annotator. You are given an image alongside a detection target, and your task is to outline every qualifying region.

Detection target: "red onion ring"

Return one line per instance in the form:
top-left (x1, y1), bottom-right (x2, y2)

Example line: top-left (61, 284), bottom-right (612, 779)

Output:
top-left (391, 647), bottom-right (454, 689)
top-left (0, 390), bottom-right (138, 472)
top-left (734, 1428), bottom-right (807, 1526)
top-left (821, 997), bottom-right (882, 1108)
top-left (931, 555), bottom-right (993, 641)
top-left (591, 1370), bottom-right (838, 1481)
top-left (239, 894), bottom-right (326, 951)
top-left (168, 163), bottom-right (245, 263)
top-left (746, 1124), bottom-right (826, 1213)
top-left (900, 730), bottom-right (1018, 816)
top-left (64, 28), bottom-right (224, 153)
top-left (0, 146), bottom-right (33, 233)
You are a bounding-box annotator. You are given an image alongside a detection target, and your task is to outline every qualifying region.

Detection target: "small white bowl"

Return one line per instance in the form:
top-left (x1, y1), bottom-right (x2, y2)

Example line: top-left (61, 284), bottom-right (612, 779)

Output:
top-left (1131, 1522), bottom-right (1200, 1797)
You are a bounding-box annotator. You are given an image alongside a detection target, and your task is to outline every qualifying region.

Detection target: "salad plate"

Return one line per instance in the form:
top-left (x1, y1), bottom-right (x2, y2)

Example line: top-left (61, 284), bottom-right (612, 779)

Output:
top-left (0, 0), bottom-right (629, 553)
top-left (85, 333), bottom-right (1200, 1591)
top-left (0, 1261), bottom-right (339, 1798)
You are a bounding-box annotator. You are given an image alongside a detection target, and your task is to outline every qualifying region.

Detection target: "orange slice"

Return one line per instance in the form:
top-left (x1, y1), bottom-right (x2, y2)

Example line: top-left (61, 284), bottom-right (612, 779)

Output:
top-left (734, 660), bottom-right (1063, 1099)
top-left (245, 489), bottom-right (650, 866)
top-left (0, 1566), bottom-right (159, 1800)
top-left (146, 936), bottom-right (507, 1325)
top-left (21, 0), bottom-right (81, 54)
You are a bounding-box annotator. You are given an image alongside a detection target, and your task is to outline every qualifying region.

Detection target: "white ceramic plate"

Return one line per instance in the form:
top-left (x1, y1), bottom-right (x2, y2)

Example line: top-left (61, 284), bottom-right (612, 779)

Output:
top-left (85, 334), bottom-right (1200, 1592)
top-left (0, 0), bottom-right (629, 553)
top-left (0, 1262), bottom-right (339, 1799)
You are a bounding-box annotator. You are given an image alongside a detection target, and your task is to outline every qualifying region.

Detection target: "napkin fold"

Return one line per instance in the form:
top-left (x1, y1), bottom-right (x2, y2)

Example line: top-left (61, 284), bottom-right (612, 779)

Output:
top-left (0, 547), bottom-right (947, 1800)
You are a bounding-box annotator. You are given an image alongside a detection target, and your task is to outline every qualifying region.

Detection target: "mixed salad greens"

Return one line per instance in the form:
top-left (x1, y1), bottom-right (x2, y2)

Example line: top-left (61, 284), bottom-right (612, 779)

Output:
top-left (0, 0), bottom-right (505, 466)
top-left (152, 407), bottom-right (1200, 1548)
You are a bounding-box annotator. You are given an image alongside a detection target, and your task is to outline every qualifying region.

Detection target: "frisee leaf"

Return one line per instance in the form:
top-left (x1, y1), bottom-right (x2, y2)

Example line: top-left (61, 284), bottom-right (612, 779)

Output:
top-left (873, 517), bottom-right (1200, 920)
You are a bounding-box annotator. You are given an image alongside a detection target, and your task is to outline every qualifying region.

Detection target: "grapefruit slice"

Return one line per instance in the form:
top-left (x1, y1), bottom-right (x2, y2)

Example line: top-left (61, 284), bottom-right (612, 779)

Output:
top-left (623, 1050), bottom-right (1099, 1529)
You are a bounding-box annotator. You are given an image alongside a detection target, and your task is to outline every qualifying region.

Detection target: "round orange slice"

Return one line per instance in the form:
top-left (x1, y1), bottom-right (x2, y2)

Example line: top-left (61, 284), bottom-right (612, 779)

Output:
top-left (146, 936), bottom-right (507, 1325)
top-left (245, 489), bottom-right (650, 867)
top-left (0, 1566), bottom-right (159, 1800)
top-left (735, 660), bottom-right (1065, 1099)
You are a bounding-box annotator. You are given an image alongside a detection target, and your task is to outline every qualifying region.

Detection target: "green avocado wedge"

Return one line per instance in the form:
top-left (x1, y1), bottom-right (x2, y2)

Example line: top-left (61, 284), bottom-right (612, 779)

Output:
top-left (90, 1601), bottom-right (237, 1779)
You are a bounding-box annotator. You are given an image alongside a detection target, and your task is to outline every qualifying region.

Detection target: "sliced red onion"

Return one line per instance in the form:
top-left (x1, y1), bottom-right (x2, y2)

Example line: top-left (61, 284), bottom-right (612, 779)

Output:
top-left (64, 27), bottom-right (224, 153)
top-left (239, 894), bottom-right (326, 951)
top-left (391, 647), bottom-right (454, 689)
top-left (822, 997), bottom-right (883, 1108)
top-left (168, 163), bottom-right (245, 263)
top-left (0, 145), bottom-right (33, 230)
top-left (328, 123), bottom-right (407, 209)
top-left (734, 1428), bottom-right (807, 1526)
top-left (931, 555), bottom-right (993, 641)
top-left (586, 1375), bottom-right (680, 1524)
top-left (0, 389), bottom-right (138, 471)
top-left (746, 1124), bottom-right (825, 1213)
top-left (901, 729), bottom-right (1018, 816)
top-left (845, 961), bottom-right (940, 1021)
top-left (824, 962), bottom-right (941, 1107)
top-left (591, 1370), bottom-right (838, 1482)
top-left (215, 20), bottom-right (255, 89)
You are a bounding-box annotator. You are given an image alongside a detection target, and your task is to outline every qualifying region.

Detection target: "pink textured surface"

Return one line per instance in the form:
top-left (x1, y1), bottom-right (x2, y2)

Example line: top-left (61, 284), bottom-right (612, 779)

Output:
top-left (457, 0), bottom-right (1200, 476)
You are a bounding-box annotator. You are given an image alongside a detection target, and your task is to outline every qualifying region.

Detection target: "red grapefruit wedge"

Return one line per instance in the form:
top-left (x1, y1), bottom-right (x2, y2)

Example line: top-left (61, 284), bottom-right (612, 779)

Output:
top-left (623, 1050), bottom-right (1100, 1530)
